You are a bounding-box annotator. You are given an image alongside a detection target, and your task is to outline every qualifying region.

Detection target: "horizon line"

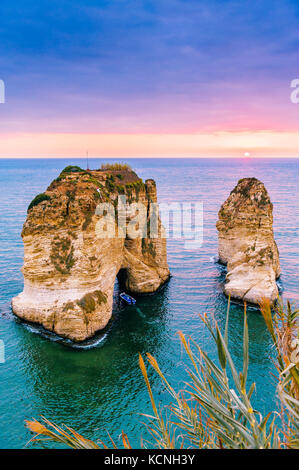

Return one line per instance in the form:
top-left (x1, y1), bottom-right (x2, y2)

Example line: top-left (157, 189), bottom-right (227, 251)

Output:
top-left (1, 155), bottom-right (299, 159)
top-left (1, 131), bottom-right (299, 158)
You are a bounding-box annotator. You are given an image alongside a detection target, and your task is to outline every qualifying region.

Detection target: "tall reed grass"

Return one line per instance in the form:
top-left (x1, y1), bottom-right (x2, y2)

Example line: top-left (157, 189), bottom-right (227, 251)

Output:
top-left (26, 297), bottom-right (299, 449)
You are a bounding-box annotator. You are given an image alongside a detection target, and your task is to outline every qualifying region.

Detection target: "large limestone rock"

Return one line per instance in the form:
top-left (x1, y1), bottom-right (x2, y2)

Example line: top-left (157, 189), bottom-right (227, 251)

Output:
top-left (12, 166), bottom-right (170, 341)
top-left (216, 178), bottom-right (280, 305)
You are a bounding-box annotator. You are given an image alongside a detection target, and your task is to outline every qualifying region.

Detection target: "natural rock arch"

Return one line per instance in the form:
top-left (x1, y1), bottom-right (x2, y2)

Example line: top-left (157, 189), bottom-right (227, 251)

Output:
top-left (12, 166), bottom-right (170, 341)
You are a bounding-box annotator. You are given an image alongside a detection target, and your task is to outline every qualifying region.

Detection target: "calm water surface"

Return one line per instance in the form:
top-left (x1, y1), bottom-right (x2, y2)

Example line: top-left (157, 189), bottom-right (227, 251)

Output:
top-left (0, 158), bottom-right (298, 448)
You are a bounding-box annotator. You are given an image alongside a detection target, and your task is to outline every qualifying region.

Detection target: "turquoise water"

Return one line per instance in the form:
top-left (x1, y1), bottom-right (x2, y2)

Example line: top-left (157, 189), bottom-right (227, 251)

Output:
top-left (0, 157), bottom-right (298, 449)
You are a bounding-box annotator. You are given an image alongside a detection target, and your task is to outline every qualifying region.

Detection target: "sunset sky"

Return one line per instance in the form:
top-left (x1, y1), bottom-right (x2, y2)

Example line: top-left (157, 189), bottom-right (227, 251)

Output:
top-left (1, 0), bottom-right (299, 157)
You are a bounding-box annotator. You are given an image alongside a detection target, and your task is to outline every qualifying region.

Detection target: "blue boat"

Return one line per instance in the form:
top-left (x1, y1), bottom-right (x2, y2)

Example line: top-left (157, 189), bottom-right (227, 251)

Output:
top-left (119, 292), bottom-right (136, 305)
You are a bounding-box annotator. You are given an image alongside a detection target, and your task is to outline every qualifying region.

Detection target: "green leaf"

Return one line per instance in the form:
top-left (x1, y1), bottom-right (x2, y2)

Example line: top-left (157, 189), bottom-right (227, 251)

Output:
top-left (242, 304), bottom-right (249, 390)
top-left (216, 326), bottom-right (227, 370)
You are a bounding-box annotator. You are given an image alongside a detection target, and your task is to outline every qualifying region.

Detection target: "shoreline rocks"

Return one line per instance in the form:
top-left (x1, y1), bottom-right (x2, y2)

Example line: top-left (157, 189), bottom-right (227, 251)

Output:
top-left (216, 177), bottom-right (280, 305)
top-left (12, 166), bottom-right (170, 342)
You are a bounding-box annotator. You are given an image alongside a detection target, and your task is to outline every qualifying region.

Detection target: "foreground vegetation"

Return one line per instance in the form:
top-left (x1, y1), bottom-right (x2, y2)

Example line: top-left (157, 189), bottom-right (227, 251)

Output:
top-left (99, 163), bottom-right (132, 171)
top-left (26, 297), bottom-right (299, 449)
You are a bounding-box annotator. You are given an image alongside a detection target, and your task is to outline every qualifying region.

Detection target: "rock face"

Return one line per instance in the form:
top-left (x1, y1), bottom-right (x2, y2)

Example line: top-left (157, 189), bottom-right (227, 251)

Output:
top-left (12, 165), bottom-right (170, 341)
top-left (216, 178), bottom-right (280, 305)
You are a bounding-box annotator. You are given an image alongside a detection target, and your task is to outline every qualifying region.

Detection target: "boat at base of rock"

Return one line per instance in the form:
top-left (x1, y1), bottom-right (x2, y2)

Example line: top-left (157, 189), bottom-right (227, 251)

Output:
top-left (119, 292), bottom-right (136, 305)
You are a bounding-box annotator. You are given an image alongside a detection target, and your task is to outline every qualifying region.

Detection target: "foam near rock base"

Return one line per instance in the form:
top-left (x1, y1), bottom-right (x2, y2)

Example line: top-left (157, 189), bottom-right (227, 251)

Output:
top-left (216, 177), bottom-right (280, 305)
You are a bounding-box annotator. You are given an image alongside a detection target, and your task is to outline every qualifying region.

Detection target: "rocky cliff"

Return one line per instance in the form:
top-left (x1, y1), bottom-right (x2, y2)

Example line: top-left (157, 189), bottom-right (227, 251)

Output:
top-left (12, 165), bottom-right (170, 341)
top-left (216, 177), bottom-right (280, 305)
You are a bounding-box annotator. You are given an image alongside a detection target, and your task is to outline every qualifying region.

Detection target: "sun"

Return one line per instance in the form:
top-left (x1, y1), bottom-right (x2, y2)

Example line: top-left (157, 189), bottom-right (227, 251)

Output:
top-left (244, 152), bottom-right (251, 157)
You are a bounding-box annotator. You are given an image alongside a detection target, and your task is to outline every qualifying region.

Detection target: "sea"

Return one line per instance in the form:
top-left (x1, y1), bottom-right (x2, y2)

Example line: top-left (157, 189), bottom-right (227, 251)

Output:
top-left (0, 157), bottom-right (298, 448)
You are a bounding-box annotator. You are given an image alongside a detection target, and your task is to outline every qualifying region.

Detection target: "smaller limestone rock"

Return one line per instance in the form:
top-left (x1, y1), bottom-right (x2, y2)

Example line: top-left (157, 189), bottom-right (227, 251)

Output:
top-left (216, 177), bottom-right (280, 305)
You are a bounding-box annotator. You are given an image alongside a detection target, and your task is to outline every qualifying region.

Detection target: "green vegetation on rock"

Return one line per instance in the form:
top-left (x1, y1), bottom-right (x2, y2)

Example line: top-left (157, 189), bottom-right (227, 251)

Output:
top-left (77, 290), bottom-right (107, 313)
top-left (142, 238), bottom-right (156, 258)
top-left (27, 193), bottom-right (51, 212)
top-left (50, 236), bottom-right (75, 274)
top-left (61, 165), bottom-right (83, 174)
top-left (100, 163), bottom-right (132, 171)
